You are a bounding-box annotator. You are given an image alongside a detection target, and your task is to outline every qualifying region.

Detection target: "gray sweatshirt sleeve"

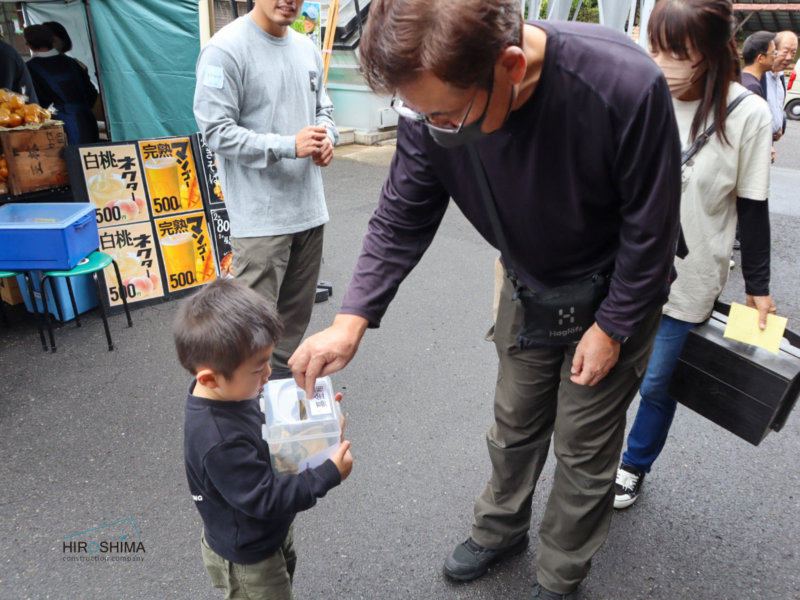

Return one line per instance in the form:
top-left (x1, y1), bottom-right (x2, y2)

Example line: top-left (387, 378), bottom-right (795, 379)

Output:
top-left (194, 44), bottom-right (297, 168)
top-left (315, 51), bottom-right (339, 147)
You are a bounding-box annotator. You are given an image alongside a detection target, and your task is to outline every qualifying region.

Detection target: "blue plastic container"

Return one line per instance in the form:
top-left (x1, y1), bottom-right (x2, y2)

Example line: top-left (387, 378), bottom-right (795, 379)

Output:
top-left (15, 272), bottom-right (99, 322)
top-left (0, 203), bottom-right (99, 271)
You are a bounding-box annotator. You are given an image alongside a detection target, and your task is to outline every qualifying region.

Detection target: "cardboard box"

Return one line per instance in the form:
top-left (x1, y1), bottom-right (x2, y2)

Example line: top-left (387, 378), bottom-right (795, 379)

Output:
top-left (0, 275), bottom-right (23, 306)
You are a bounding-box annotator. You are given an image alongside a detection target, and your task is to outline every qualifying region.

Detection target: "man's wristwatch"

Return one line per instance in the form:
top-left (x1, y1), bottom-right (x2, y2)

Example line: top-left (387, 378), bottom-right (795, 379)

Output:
top-left (597, 322), bottom-right (629, 345)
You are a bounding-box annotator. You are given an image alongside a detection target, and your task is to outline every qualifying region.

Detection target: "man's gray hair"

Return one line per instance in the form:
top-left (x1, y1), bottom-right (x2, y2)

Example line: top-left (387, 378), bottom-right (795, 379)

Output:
top-left (173, 279), bottom-right (284, 379)
top-left (775, 30), bottom-right (799, 51)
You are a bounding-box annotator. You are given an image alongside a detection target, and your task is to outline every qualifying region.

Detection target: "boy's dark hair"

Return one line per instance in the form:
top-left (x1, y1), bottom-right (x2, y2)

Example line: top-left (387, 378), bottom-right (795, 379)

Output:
top-left (24, 25), bottom-right (54, 50)
top-left (173, 279), bottom-right (284, 379)
top-left (742, 31), bottom-right (776, 66)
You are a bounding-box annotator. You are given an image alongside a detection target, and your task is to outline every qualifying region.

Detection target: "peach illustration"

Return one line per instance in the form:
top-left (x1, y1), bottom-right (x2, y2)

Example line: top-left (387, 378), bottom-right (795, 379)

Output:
top-left (130, 276), bottom-right (154, 296)
top-left (148, 274), bottom-right (160, 290)
top-left (110, 198), bottom-right (139, 220)
top-left (121, 276), bottom-right (154, 298)
top-left (134, 197), bottom-right (146, 212)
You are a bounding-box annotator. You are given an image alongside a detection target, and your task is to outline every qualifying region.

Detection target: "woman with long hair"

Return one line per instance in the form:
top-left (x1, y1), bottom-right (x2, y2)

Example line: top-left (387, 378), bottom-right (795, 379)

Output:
top-left (615, 0), bottom-right (777, 509)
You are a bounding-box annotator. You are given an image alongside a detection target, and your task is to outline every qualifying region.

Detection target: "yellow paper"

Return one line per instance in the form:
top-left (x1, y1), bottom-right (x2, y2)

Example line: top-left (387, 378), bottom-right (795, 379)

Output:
top-left (723, 302), bottom-right (788, 354)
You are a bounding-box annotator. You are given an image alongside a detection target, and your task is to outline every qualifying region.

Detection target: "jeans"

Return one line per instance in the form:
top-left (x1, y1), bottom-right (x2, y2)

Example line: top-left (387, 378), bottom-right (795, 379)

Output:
top-left (622, 315), bottom-right (697, 473)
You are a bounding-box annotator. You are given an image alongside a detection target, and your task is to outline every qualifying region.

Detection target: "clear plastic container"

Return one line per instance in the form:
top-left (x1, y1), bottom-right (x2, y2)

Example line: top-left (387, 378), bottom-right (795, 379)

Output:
top-left (260, 376), bottom-right (341, 475)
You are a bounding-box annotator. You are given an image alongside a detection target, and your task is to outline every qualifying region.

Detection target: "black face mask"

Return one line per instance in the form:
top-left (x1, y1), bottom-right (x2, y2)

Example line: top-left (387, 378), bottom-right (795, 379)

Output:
top-left (428, 81), bottom-right (516, 148)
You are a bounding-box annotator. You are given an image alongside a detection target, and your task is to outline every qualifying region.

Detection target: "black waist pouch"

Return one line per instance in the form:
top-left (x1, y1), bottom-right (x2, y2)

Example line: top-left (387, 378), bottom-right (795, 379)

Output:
top-left (515, 274), bottom-right (610, 348)
top-left (466, 143), bottom-right (612, 349)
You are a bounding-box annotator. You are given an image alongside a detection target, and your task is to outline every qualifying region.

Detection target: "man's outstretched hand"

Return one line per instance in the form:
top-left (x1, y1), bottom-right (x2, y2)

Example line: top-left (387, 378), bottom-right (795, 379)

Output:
top-left (289, 314), bottom-right (369, 400)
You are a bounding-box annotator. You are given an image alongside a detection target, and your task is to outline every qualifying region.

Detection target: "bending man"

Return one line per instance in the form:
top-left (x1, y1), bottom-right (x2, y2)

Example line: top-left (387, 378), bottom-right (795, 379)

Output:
top-left (290, 1), bottom-right (681, 598)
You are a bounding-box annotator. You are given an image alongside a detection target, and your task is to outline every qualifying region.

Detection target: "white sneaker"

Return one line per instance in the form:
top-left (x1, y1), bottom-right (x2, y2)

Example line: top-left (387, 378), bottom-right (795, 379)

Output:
top-left (614, 464), bottom-right (645, 509)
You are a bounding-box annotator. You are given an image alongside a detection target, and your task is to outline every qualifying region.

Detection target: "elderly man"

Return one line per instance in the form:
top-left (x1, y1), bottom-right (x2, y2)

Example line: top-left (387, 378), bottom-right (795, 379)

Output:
top-left (289, 1), bottom-right (682, 598)
top-left (763, 30), bottom-right (798, 143)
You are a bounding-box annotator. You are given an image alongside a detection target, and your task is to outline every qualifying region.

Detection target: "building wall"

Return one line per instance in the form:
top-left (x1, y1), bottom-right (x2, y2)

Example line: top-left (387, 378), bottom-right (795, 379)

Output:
top-left (213, 0), bottom-right (248, 32)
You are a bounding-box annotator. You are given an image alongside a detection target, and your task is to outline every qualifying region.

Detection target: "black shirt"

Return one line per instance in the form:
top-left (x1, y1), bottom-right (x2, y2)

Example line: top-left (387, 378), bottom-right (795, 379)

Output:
top-left (741, 72), bottom-right (765, 98)
top-left (340, 21), bottom-right (682, 338)
top-left (0, 40), bottom-right (38, 104)
top-left (184, 381), bottom-right (341, 564)
top-left (27, 53), bottom-right (97, 109)
top-left (27, 53), bottom-right (99, 145)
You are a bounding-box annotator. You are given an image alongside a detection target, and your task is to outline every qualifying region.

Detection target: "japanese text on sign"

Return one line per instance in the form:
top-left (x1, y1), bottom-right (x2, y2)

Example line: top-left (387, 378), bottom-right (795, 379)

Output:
top-left (196, 134), bottom-right (224, 204)
top-left (98, 222), bottom-right (164, 307)
top-left (155, 211), bottom-right (216, 292)
top-left (80, 145), bottom-right (148, 227)
top-left (140, 138), bottom-right (201, 215)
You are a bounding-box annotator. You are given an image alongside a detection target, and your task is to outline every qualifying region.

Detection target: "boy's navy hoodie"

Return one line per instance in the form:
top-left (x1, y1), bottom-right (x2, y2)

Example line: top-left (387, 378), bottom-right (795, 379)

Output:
top-left (184, 381), bottom-right (341, 564)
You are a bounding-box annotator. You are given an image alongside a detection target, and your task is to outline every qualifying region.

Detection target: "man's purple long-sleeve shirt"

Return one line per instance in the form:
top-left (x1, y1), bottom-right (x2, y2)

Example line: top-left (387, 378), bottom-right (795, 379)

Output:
top-left (341, 21), bottom-right (682, 339)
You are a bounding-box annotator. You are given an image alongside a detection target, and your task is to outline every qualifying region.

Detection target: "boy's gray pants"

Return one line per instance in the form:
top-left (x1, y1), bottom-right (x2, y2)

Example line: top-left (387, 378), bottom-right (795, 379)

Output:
top-left (231, 225), bottom-right (324, 371)
top-left (472, 268), bottom-right (661, 594)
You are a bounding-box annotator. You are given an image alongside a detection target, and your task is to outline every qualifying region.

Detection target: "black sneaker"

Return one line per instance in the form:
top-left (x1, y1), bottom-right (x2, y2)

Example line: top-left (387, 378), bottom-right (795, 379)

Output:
top-left (443, 535), bottom-right (529, 581)
top-left (528, 583), bottom-right (577, 599)
top-left (614, 463), bottom-right (645, 509)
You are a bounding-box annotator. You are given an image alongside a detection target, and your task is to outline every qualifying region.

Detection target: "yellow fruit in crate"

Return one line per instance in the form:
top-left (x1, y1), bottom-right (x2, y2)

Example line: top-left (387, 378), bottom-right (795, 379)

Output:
top-left (0, 111), bottom-right (10, 128)
top-left (9, 94), bottom-right (25, 110)
top-left (8, 113), bottom-right (22, 127)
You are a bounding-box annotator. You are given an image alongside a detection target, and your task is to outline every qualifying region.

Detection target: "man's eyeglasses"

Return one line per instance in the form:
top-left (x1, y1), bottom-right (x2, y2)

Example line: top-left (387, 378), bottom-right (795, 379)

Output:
top-left (390, 76), bottom-right (493, 133)
top-left (390, 89), bottom-right (480, 133)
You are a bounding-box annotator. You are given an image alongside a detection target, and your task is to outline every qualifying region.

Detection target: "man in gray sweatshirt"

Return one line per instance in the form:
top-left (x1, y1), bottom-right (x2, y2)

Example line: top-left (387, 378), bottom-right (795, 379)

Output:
top-left (194, 0), bottom-right (339, 378)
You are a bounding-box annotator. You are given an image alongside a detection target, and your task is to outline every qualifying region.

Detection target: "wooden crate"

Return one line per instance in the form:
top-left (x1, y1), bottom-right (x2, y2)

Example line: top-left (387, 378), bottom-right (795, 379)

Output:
top-left (0, 125), bottom-right (70, 196)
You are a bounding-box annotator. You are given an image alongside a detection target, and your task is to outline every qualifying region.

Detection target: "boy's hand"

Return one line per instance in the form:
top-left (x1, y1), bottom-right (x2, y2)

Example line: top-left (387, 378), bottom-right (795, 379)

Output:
top-left (296, 126), bottom-right (328, 158)
top-left (312, 137), bottom-right (334, 167)
top-left (335, 393), bottom-right (346, 443)
top-left (331, 440), bottom-right (353, 482)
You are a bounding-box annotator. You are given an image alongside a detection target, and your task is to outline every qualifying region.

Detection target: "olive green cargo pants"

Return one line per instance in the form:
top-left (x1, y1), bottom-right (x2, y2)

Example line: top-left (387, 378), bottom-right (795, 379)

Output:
top-left (472, 265), bottom-right (660, 594)
top-left (201, 526), bottom-right (297, 600)
top-left (231, 225), bottom-right (324, 372)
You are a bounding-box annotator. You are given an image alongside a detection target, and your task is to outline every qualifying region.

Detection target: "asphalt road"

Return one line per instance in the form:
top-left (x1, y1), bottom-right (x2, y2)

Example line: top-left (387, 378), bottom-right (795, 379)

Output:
top-left (1, 125), bottom-right (799, 600)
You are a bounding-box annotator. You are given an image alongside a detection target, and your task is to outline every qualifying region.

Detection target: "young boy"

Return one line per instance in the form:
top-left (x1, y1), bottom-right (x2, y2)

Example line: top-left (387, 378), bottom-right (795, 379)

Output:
top-left (174, 279), bottom-right (353, 599)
